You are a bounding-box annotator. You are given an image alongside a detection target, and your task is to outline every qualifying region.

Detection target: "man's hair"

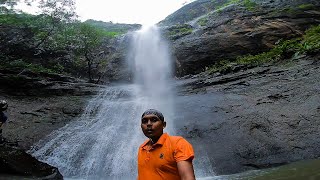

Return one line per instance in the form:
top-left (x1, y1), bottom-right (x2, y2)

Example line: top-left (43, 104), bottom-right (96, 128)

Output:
top-left (141, 109), bottom-right (164, 122)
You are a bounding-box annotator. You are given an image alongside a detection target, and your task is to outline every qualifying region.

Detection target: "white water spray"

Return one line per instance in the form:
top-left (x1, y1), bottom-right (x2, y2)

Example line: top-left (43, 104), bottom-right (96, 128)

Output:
top-left (29, 25), bottom-right (176, 179)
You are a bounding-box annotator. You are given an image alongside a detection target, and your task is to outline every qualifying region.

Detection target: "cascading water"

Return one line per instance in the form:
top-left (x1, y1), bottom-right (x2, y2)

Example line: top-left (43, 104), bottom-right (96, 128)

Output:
top-left (29, 25), bottom-right (176, 179)
top-left (30, 25), bottom-right (214, 179)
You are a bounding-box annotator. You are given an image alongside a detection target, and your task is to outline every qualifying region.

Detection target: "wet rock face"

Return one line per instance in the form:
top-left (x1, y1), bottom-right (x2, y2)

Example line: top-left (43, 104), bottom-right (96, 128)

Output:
top-left (0, 69), bottom-right (104, 96)
top-left (0, 144), bottom-right (63, 179)
top-left (174, 57), bottom-right (320, 175)
top-left (0, 71), bottom-right (102, 179)
top-left (0, 70), bottom-right (102, 150)
top-left (169, 0), bottom-right (320, 76)
top-left (101, 33), bottom-right (134, 83)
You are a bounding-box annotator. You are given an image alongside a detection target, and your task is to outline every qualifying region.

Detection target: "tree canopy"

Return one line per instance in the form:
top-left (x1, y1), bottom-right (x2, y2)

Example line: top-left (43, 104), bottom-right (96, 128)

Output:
top-left (0, 0), bottom-right (136, 83)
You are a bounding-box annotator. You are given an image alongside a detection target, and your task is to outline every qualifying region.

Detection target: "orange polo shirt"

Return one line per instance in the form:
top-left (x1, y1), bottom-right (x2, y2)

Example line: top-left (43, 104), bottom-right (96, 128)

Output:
top-left (137, 133), bottom-right (194, 180)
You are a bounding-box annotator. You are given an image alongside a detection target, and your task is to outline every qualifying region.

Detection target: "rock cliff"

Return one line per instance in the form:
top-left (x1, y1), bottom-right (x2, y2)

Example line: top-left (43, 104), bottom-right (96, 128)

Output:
top-left (0, 70), bottom-right (103, 178)
top-left (174, 55), bottom-right (320, 174)
top-left (102, 0), bottom-right (320, 81)
top-left (162, 0), bottom-right (320, 76)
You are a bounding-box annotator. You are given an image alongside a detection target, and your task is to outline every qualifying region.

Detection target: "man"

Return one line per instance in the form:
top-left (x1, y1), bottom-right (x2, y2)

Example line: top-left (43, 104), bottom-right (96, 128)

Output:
top-left (0, 100), bottom-right (8, 143)
top-left (137, 109), bottom-right (196, 180)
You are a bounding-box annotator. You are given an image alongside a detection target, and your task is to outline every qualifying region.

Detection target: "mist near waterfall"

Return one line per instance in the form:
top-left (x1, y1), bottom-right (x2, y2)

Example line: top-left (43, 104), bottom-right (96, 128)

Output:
top-left (29, 25), bottom-right (177, 179)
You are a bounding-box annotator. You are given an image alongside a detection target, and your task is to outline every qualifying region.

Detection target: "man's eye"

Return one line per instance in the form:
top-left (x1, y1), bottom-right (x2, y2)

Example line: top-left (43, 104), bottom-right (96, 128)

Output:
top-left (142, 119), bottom-right (147, 124)
top-left (151, 118), bottom-right (158, 122)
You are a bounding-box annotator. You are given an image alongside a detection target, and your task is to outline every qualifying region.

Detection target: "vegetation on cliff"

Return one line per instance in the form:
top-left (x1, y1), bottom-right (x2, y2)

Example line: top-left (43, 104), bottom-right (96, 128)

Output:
top-left (207, 25), bottom-right (320, 74)
top-left (159, 0), bottom-right (258, 26)
top-left (0, 0), bottom-right (140, 83)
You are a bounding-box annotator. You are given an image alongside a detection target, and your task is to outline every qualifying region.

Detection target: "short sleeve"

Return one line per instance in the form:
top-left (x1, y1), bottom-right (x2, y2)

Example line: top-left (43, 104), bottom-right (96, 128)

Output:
top-left (173, 138), bottom-right (194, 162)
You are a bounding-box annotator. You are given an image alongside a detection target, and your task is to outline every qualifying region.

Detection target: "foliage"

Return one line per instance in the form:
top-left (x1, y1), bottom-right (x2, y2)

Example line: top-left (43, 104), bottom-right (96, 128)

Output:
top-left (216, 0), bottom-right (257, 11)
top-left (85, 19), bottom-right (141, 35)
top-left (207, 60), bottom-right (231, 74)
top-left (38, 0), bottom-right (77, 22)
top-left (0, 59), bottom-right (57, 73)
top-left (0, 0), bottom-right (137, 82)
top-left (276, 4), bottom-right (316, 17)
top-left (0, 13), bottom-right (34, 25)
top-left (216, 0), bottom-right (239, 10)
top-left (69, 22), bottom-right (110, 82)
top-left (0, 0), bottom-right (18, 13)
top-left (168, 24), bottom-right (193, 36)
top-left (301, 25), bottom-right (320, 53)
top-left (159, 0), bottom-right (217, 26)
top-left (197, 16), bottom-right (208, 26)
top-left (243, 0), bottom-right (257, 11)
top-left (206, 25), bottom-right (320, 74)
top-left (298, 4), bottom-right (315, 10)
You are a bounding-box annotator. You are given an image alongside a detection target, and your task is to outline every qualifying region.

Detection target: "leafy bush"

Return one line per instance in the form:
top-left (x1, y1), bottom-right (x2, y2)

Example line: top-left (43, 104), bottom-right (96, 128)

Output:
top-left (2, 59), bottom-right (56, 73)
top-left (243, 0), bottom-right (257, 11)
top-left (168, 25), bottom-right (193, 36)
top-left (237, 25), bottom-right (320, 65)
top-left (298, 4), bottom-right (315, 10)
top-left (207, 60), bottom-right (231, 74)
top-left (215, 0), bottom-right (257, 11)
top-left (197, 16), bottom-right (208, 26)
top-left (301, 25), bottom-right (320, 53)
top-left (0, 11), bottom-right (121, 81)
top-left (206, 25), bottom-right (320, 74)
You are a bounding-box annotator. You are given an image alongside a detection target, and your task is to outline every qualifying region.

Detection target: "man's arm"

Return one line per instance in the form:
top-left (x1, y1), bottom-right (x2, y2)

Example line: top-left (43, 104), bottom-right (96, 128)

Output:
top-left (177, 160), bottom-right (196, 180)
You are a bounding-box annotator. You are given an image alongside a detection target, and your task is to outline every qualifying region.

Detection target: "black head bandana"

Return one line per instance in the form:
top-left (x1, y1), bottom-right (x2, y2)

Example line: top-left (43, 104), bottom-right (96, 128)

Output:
top-left (141, 109), bottom-right (164, 122)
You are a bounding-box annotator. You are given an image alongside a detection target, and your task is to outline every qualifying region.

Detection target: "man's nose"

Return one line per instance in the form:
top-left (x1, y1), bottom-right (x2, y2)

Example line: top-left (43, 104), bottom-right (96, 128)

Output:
top-left (147, 120), bottom-right (152, 126)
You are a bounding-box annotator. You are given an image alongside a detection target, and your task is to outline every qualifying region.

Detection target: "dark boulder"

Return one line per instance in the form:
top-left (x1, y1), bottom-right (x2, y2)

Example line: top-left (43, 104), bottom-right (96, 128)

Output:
top-left (0, 143), bottom-right (63, 179)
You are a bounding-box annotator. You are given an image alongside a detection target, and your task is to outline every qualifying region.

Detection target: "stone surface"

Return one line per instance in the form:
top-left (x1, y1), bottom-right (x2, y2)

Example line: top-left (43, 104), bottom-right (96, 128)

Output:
top-left (0, 71), bottom-right (102, 178)
top-left (0, 143), bottom-right (63, 179)
top-left (168, 0), bottom-right (320, 76)
top-left (173, 56), bottom-right (320, 174)
top-left (102, 0), bottom-right (320, 80)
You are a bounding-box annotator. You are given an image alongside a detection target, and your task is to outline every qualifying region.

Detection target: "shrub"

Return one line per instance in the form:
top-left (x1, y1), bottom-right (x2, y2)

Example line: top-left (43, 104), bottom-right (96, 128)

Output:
top-left (215, 0), bottom-right (257, 11)
top-left (243, 0), bottom-right (257, 11)
top-left (206, 25), bottom-right (320, 74)
top-left (301, 25), bottom-right (320, 53)
top-left (197, 16), bottom-right (208, 26)
top-left (168, 24), bottom-right (193, 36)
top-left (298, 4), bottom-right (315, 10)
top-left (2, 59), bottom-right (56, 73)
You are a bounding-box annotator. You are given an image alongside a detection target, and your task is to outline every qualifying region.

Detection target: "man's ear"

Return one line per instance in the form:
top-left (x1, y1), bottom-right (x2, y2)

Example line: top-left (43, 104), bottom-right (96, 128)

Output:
top-left (163, 121), bottom-right (166, 128)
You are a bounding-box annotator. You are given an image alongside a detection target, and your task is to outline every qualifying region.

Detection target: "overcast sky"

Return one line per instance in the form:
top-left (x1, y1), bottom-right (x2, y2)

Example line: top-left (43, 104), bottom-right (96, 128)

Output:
top-left (17, 0), bottom-right (193, 25)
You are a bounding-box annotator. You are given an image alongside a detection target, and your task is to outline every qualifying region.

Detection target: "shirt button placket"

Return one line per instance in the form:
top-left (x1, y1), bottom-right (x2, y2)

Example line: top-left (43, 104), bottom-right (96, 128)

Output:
top-left (145, 150), bottom-right (150, 162)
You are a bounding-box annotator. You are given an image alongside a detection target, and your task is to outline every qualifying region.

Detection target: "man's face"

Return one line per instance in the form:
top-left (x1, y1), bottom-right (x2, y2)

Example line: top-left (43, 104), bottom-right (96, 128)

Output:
top-left (141, 114), bottom-right (166, 139)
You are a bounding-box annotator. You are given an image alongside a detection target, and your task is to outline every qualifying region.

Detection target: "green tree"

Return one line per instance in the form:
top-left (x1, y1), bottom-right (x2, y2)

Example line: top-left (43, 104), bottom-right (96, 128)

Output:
top-left (38, 0), bottom-right (77, 22)
top-left (73, 23), bottom-right (107, 82)
top-left (32, 0), bottom-right (76, 49)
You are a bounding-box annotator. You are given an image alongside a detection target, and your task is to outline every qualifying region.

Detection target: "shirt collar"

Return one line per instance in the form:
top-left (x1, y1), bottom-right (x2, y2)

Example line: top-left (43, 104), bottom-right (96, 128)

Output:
top-left (141, 133), bottom-right (168, 149)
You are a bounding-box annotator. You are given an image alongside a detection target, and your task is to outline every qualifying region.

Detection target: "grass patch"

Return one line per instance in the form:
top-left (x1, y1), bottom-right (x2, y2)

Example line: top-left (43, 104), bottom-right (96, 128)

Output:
top-left (197, 16), bottom-right (209, 26)
top-left (0, 59), bottom-right (61, 74)
top-left (206, 25), bottom-right (320, 74)
top-left (301, 25), bottom-right (320, 53)
top-left (298, 4), bottom-right (316, 10)
top-left (215, 0), bottom-right (257, 11)
top-left (167, 24), bottom-right (193, 38)
top-left (243, 0), bottom-right (257, 11)
top-left (207, 60), bottom-right (234, 74)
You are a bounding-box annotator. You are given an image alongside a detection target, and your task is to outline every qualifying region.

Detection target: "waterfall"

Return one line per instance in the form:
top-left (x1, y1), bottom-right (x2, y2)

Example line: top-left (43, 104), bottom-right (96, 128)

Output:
top-left (30, 25), bottom-right (215, 179)
top-left (128, 25), bottom-right (175, 133)
top-left (29, 25), bottom-right (175, 179)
